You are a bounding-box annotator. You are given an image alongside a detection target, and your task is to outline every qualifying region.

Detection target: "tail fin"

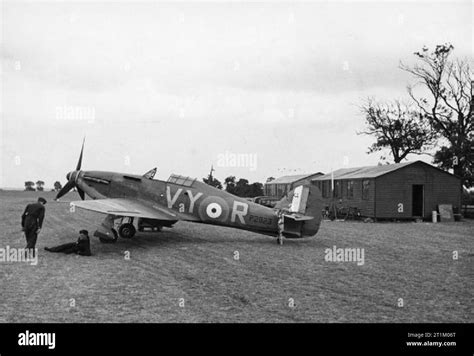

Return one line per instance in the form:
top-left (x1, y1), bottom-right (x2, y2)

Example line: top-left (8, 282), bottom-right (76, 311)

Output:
top-left (300, 183), bottom-right (323, 236)
top-left (275, 183), bottom-right (323, 238)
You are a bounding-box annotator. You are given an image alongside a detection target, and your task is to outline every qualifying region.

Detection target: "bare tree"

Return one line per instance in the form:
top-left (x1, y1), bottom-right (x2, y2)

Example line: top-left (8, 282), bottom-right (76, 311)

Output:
top-left (359, 98), bottom-right (435, 163)
top-left (400, 43), bottom-right (473, 186)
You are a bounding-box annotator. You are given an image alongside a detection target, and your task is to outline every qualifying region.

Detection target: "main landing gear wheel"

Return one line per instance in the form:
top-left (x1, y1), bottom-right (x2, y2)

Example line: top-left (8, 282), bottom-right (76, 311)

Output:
top-left (119, 223), bottom-right (136, 239)
top-left (99, 228), bottom-right (118, 243)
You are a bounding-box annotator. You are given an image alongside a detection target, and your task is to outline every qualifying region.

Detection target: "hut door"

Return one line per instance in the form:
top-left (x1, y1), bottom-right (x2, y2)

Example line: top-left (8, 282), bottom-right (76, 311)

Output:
top-left (412, 185), bottom-right (424, 217)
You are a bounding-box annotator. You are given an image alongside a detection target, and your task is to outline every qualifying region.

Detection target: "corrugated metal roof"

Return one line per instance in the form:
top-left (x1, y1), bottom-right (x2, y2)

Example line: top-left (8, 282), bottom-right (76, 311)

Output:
top-left (267, 173), bottom-right (322, 185)
top-left (312, 161), bottom-right (417, 180)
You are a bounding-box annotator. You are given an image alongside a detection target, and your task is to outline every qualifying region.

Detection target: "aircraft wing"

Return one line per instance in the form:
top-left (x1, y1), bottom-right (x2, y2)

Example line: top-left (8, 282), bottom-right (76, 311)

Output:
top-left (70, 198), bottom-right (179, 221)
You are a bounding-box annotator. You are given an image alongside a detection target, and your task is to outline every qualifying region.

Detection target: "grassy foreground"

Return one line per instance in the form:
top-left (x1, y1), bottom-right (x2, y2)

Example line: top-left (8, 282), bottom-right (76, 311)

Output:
top-left (0, 190), bottom-right (472, 322)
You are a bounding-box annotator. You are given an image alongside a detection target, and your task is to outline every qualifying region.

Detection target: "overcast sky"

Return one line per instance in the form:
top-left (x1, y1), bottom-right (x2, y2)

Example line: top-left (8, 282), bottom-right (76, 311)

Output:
top-left (1, 0), bottom-right (472, 188)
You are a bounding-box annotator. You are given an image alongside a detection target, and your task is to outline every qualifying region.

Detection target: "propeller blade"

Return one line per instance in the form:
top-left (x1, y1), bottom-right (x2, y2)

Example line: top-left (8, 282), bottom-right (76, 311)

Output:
top-left (78, 187), bottom-right (85, 200)
top-left (55, 180), bottom-right (75, 200)
top-left (76, 137), bottom-right (85, 171)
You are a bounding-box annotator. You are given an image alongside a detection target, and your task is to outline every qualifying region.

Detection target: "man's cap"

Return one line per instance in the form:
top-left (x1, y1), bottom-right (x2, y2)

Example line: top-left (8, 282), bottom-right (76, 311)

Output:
top-left (38, 197), bottom-right (47, 204)
top-left (79, 229), bottom-right (89, 236)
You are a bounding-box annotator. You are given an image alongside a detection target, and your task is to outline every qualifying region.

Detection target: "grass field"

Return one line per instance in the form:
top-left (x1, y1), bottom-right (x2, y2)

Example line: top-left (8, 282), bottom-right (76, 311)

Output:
top-left (0, 190), bottom-right (472, 323)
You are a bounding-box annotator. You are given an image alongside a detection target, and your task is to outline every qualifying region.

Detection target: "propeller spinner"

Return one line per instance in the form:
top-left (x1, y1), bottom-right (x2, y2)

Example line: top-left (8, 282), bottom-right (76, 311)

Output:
top-left (55, 139), bottom-right (86, 200)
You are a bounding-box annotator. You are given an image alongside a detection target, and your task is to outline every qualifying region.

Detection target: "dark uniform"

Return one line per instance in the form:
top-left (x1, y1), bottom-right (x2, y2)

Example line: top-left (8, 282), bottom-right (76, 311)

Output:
top-left (45, 232), bottom-right (91, 256)
top-left (21, 201), bottom-right (46, 253)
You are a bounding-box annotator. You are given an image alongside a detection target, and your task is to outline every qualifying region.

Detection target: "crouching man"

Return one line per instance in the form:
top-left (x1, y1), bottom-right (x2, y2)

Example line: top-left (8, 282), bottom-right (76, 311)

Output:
top-left (45, 230), bottom-right (92, 256)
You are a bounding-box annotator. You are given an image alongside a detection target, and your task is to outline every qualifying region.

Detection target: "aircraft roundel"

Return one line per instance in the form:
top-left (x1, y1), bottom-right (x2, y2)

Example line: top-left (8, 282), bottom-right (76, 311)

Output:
top-left (198, 196), bottom-right (229, 223)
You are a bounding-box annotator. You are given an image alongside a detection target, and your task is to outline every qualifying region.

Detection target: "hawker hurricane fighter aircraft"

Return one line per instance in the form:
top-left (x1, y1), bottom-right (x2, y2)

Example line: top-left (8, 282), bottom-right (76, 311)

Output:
top-left (55, 142), bottom-right (323, 244)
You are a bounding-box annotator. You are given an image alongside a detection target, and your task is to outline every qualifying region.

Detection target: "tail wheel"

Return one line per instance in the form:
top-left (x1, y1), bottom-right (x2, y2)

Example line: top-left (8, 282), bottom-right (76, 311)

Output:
top-left (119, 223), bottom-right (136, 239)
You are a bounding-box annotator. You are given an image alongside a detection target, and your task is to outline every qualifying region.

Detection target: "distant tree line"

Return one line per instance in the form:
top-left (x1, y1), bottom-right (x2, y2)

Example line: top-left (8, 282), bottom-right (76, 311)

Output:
top-left (202, 173), bottom-right (264, 197)
top-left (24, 181), bottom-right (62, 191)
top-left (223, 176), bottom-right (263, 197)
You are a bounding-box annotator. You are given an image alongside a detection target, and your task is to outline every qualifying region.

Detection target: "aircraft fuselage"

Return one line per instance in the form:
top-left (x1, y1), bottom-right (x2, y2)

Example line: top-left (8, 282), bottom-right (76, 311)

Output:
top-left (76, 170), bottom-right (282, 236)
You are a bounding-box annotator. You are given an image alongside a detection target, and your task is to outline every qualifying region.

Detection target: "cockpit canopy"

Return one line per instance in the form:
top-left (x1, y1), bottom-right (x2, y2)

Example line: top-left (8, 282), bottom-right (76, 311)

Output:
top-left (167, 174), bottom-right (196, 187)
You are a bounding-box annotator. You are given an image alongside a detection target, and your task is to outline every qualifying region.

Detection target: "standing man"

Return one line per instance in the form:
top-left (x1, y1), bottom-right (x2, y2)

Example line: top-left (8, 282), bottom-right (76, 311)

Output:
top-left (21, 197), bottom-right (47, 256)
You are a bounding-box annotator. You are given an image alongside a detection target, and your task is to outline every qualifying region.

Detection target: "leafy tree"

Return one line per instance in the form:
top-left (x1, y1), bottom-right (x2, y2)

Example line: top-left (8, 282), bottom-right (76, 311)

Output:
top-left (36, 180), bottom-right (45, 191)
top-left (24, 181), bottom-right (35, 191)
top-left (235, 178), bottom-right (250, 196)
top-left (359, 99), bottom-right (435, 163)
top-left (224, 176), bottom-right (236, 194)
top-left (248, 182), bottom-right (264, 197)
top-left (54, 181), bottom-right (62, 191)
top-left (400, 43), bottom-right (473, 187)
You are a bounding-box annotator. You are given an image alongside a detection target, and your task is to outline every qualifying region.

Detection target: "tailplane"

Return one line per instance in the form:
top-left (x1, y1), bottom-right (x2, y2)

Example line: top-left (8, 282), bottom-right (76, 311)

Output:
top-left (274, 183), bottom-right (323, 238)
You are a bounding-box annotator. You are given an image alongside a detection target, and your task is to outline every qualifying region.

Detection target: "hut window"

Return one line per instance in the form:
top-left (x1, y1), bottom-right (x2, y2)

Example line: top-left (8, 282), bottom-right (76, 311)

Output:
top-left (319, 181), bottom-right (324, 194)
top-left (277, 185), bottom-right (285, 197)
top-left (322, 181), bottom-right (329, 198)
top-left (335, 181), bottom-right (341, 198)
top-left (347, 181), bottom-right (354, 199)
top-left (362, 180), bottom-right (370, 200)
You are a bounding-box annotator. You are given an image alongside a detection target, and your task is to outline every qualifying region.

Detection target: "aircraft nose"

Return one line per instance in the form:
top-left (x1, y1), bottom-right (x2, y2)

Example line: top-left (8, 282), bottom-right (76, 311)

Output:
top-left (66, 172), bottom-right (72, 181)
